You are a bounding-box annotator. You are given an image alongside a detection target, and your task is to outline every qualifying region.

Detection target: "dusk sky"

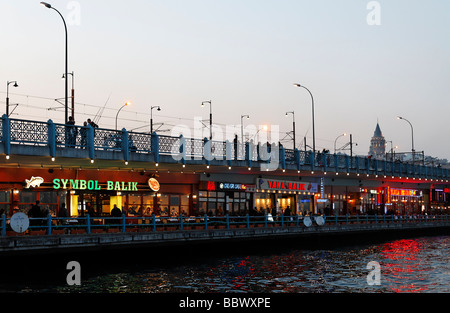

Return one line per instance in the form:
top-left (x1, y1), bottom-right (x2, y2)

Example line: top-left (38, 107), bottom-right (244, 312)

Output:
top-left (1, 0), bottom-right (449, 159)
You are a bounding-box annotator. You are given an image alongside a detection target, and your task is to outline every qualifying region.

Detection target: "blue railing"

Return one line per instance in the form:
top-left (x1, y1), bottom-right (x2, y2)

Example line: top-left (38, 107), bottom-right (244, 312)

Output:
top-left (1, 214), bottom-right (448, 237)
top-left (1, 115), bottom-right (449, 180)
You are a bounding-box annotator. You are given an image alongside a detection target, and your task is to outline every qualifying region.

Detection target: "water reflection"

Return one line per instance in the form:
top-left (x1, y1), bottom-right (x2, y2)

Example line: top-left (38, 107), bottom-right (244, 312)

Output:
top-left (380, 237), bottom-right (449, 293)
top-left (31, 236), bottom-right (450, 293)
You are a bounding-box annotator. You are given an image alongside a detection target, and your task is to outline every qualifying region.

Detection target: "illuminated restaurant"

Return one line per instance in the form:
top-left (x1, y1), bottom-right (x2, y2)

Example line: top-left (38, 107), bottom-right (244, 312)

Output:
top-left (0, 165), bottom-right (443, 219)
top-left (0, 167), bottom-right (199, 218)
top-left (255, 178), bottom-right (319, 215)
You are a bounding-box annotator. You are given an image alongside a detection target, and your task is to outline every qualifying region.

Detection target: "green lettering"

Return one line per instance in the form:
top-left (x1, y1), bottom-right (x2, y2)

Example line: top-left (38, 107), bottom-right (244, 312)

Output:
top-left (70, 179), bottom-right (79, 190)
top-left (87, 180), bottom-right (94, 190)
top-left (53, 179), bottom-right (61, 190)
top-left (132, 182), bottom-right (138, 191)
top-left (95, 180), bottom-right (101, 190)
top-left (121, 181), bottom-right (128, 191)
top-left (79, 180), bottom-right (87, 190)
top-left (107, 181), bottom-right (114, 190)
top-left (61, 179), bottom-right (69, 189)
top-left (115, 181), bottom-right (120, 191)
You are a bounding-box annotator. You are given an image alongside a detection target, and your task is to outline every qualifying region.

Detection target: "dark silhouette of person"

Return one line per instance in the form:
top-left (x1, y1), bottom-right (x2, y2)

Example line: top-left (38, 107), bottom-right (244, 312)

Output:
top-left (284, 205), bottom-right (291, 216)
top-left (111, 204), bottom-right (122, 217)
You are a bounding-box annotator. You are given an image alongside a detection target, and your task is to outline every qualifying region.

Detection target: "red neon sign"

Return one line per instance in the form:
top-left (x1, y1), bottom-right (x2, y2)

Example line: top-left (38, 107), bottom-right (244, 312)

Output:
top-left (390, 189), bottom-right (415, 197)
top-left (267, 180), bottom-right (307, 191)
top-left (207, 181), bottom-right (216, 191)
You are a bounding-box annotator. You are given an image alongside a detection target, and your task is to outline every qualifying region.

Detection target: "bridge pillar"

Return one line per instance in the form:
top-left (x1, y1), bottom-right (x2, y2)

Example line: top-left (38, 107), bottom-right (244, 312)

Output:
top-left (279, 144), bottom-right (285, 170)
top-left (151, 132), bottom-right (159, 164)
top-left (1, 115), bottom-right (10, 156)
top-left (47, 119), bottom-right (56, 159)
top-left (121, 128), bottom-right (129, 163)
top-left (245, 141), bottom-right (252, 168)
top-left (226, 140), bottom-right (232, 167)
top-left (87, 125), bottom-right (95, 160)
top-left (295, 148), bottom-right (301, 171)
top-left (203, 137), bottom-right (211, 166)
top-left (179, 134), bottom-right (186, 166)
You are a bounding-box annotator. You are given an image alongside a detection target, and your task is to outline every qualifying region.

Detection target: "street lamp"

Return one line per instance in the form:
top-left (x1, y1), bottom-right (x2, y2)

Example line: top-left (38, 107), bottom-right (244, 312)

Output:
top-left (115, 101), bottom-right (131, 131)
top-left (41, 1), bottom-right (69, 124)
top-left (151, 106), bottom-right (161, 134)
top-left (285, 111), bottom-right (296, 149)
top-left (293, 83), bottom-right (315, 155)
top-left (397, 116), bottom-right (415, 163)
top-left (240, 114), bottom-right (250, 144)
top-left (6, 81), bottom-right (19, 117)
top-left (62, 71), bottom-right (75, 118)
top-left (334, 133), bottom-right (347, 154)
top-left (201, 100), bottom-right (212, 140)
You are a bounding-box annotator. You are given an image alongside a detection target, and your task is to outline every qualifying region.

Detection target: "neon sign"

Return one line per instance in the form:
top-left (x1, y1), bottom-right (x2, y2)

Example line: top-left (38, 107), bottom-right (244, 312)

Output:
top-left (148, 178), bottom-right (160, 192)
top-left (260, 179), bottom-right (315, 192)
top-left (389, 189), bottom-right (420, 197)
top-left (25, 177), bottom-right (44, 188)
top-left (53, 179), bottom-right (139, 191)
top-left (219, 183), bottom-right (247, 190)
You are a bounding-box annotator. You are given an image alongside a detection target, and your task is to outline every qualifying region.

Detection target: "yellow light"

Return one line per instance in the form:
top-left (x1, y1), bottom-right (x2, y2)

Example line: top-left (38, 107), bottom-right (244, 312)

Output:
top-left (125, 101), bottom-right (132, 106)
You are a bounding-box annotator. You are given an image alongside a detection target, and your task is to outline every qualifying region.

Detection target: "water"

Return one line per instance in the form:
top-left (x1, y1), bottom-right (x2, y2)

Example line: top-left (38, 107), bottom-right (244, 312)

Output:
top-left (2, 235), bottom-right (449, 293)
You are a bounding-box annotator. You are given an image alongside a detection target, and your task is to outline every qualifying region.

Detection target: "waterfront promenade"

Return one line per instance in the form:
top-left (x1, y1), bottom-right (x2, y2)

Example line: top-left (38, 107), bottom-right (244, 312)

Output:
top-left (1, 214), bottom-right (448, 255)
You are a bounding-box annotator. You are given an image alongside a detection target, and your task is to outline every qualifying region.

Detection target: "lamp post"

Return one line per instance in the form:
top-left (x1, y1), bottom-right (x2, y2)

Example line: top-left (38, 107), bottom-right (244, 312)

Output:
top-left (41, 2), bottom-right (69, 124)
top-left (62, 71), bottom-right (74, 118)
top-left (334, 133), bottom-right (347, 154)
top-left (201, 100), bottom-right (212, 140)
top-left (6, 81), bottom-right (19, 117)
top-left (285, 111), bottom-right (296, 149)
top-left (115, 101), bottom-right (131, 131)
top-left (150, 106), bottom-right (161, 133)
top-left (240, 115), bottom-right (250, 144)
top-left (397, 116), bottom-right (415, 163)
top-left (293, 83), bottom-right (315, 155)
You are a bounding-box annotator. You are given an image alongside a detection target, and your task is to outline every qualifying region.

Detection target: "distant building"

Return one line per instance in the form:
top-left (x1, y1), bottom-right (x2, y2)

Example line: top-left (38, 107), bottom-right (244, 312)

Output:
top-left (368, 122), bottom-right (386, 159)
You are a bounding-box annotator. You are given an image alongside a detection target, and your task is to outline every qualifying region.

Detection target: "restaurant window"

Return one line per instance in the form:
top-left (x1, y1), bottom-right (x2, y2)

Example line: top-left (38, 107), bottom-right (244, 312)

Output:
top-left (159, 195), bottom-right (169, 216)
top-left (180, 195), bottom-right (189, 216)
top-left (199, 201), bottom-right (207, 215)
top-left (128, 194), bottom-right (141, 213)
top-left (19, 191), bottom-right (36, 204)
top-left (208, 202), bottom-right (217, 214)
top-left (0, 191), bottom-right (10, 216)
top-left (143, 194), bottom-right (154, 215)
top-left (39, 192), bottom-right (58, 216)
top-left (170, 195), bottom-right (180, 216)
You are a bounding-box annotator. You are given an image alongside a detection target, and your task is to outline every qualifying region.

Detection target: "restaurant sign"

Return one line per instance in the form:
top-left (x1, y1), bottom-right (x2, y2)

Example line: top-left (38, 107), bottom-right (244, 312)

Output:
top-left (53, 179), bottom-right (139, 191)
top-left (206, 181), bottom-right (247, 191)
top-left (257, 178), bottom-right (318, 193)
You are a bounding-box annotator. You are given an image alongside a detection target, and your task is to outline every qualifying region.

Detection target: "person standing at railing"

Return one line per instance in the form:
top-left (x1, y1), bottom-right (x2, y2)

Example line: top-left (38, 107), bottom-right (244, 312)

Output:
top-left (58, 203), bottom-right (68, 225)
top-left (80, 121), bottom-right (88, 148)
top-left (66, 116), bottom-right (77, 148)
top-left (28, 201), bottom-right (41, 227)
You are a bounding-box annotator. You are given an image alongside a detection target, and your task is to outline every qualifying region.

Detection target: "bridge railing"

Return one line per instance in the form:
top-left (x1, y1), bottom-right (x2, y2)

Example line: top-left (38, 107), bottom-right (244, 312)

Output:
top-left (1, 214), bottom-right (448, 237)
top-left (1, 115), bottom-right (448, 180)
